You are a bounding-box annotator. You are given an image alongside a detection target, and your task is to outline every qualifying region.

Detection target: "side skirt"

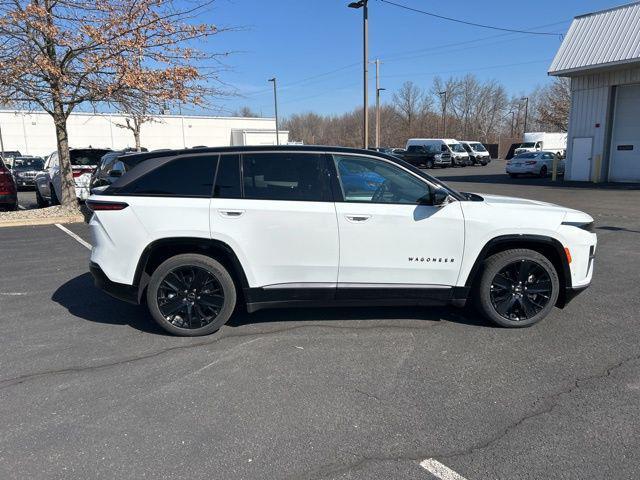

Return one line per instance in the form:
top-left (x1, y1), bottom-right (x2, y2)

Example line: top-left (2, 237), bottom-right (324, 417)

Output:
top-left (245, 283), bottom-right (469, 313)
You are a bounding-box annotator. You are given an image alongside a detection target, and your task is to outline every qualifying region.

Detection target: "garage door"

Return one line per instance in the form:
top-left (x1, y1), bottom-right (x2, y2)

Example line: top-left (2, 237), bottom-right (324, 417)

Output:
top-left (609, 84), bottom-right (640, 182)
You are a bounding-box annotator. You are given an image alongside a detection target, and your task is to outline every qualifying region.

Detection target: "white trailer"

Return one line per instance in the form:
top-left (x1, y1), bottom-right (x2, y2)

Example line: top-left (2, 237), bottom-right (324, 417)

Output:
top-left (515, 132), bottom-right (567, 157)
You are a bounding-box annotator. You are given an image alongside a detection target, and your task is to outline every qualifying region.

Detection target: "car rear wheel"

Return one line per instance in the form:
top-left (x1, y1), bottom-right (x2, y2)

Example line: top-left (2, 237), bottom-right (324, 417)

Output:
top-left (539, 165), bottom-right (548, 178)
top-left (146, 254), bottom-right (237, 336)
top-left (35, 188), bottom-right (49, 208)
top-left (475, 248), bottom-right (559, 328)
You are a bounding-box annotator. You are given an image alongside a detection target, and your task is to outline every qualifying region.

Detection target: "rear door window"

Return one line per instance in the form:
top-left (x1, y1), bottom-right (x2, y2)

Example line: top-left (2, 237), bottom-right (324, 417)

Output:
top-left (214, 154), bottom-right (241, 199)
top-left (241, 152), bottom-right (330, 202)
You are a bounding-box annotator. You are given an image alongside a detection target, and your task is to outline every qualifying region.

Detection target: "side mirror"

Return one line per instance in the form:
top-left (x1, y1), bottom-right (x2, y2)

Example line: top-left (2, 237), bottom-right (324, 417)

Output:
top-left (432, 189), bottom-right (450, 207)
top-left (108, 160), bottom-right (125, 177)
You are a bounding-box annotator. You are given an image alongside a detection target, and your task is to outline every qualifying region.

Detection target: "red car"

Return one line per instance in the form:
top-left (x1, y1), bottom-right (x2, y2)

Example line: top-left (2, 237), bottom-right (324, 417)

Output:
top-left (0, 157), bottom-right (18, 211)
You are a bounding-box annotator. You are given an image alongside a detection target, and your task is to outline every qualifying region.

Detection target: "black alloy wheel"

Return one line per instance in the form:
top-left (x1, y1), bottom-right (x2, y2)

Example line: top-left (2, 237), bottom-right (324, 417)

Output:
top-left (489, 260), bottom-right (552, 322)
top-left (475, 248), bottom-right (559, 328)
top-left (147, 254), bottom-right (237, 336)
top-left (157, 265), bottom-right (224, 329)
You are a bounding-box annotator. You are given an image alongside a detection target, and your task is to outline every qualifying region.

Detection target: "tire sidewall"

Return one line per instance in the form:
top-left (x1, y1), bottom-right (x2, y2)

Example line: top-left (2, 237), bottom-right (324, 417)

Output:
top-left (476, 249), bottom-right (559, 328)
top-left (146, 254), bottom-right (237, 336)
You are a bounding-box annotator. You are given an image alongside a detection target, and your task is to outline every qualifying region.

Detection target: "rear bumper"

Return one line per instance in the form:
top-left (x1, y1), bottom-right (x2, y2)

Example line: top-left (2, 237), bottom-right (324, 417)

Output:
top-left (0, 193), bottom-right (17, 206)
top-left (90, 262), bottom-right (139, 304)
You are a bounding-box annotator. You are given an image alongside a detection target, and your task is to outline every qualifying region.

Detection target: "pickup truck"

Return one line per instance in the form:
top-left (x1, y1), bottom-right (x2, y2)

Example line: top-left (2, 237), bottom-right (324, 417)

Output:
top-left (399, 145), bottom-right (451, 169)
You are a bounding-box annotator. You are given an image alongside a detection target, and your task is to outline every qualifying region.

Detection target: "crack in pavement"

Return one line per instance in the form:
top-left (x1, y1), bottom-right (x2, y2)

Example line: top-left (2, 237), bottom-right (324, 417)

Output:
top-left (286, 351), bottom-right (640, 480)
top-left (0, 321), bottom-right (441, 389)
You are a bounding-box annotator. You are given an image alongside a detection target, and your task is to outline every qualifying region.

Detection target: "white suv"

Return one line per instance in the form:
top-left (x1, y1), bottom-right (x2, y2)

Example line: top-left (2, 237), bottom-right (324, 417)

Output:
top-left (88, 146), bottom-right (597, 336)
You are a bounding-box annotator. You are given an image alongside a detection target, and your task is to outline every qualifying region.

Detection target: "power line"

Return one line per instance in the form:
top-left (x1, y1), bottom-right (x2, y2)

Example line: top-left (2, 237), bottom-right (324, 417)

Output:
top-left (378, 0), bottom-right (564, 38)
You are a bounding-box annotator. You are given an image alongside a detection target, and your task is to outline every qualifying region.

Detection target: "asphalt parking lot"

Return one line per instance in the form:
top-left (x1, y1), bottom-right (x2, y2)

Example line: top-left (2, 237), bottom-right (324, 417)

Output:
top-left (2, 160), bottom-right (640, 479)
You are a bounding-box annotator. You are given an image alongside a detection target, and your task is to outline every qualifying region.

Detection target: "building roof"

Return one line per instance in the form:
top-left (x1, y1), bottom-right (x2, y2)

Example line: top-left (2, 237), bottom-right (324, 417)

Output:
top-left (549, 2), bottom-right (640, 76)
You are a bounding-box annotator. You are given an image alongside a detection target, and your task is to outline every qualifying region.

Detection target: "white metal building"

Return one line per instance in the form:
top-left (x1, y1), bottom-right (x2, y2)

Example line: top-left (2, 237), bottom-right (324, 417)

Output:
top-left (549, 2), bottom-right (640, 182)
top-left (0, 110), bottom-right (289, 157)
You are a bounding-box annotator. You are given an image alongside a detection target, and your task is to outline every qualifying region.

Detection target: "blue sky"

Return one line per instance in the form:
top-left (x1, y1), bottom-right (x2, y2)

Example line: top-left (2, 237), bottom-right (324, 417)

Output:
top-left (192, 0), bottom-right (624, 117)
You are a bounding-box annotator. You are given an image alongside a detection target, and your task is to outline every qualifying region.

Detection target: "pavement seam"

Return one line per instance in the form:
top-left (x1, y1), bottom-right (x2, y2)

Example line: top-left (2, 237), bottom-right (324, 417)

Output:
top-left (284, 351), bottom-right (640, 480)
top-left (0, 321), bottom-right (441, 389)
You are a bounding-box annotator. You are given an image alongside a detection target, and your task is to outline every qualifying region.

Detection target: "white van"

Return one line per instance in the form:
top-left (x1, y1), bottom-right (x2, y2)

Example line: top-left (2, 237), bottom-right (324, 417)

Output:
top-left (460, 141), bottom-right (491, 166)
top-left (405, 139), bottom-right (470, 167)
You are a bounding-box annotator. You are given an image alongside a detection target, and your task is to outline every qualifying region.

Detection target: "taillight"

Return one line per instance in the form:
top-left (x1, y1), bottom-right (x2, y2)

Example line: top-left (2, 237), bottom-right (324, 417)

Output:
top-left (73, 168), bottom-right (94, 178)
top-left (86, 200), bottom-right (128, 211)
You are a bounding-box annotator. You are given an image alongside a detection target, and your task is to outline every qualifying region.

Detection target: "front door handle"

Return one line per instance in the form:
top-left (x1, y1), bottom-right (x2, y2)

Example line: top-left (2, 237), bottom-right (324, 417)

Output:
top-left (219, 209), bottom-right (245, 218)
top-left (345, 215), bottom-right (371, 222)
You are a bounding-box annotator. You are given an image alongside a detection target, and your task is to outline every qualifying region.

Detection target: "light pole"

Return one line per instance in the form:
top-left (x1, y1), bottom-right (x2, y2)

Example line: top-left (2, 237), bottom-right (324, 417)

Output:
top-left (439, 90), bottom-right (448, 137)
top-left (521, 96), bottom-right (529, 134)
top-left (348, 0), bottom-right (369, 149)
top-left (373, 59), bottom-right (385, 149)
top-left (268, 77), bottom-right (280, 145)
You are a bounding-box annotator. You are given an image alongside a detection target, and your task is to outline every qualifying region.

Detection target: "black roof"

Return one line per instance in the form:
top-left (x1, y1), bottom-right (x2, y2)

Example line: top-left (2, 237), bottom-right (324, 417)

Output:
top-left (121, 145), bottom-right (394, 163)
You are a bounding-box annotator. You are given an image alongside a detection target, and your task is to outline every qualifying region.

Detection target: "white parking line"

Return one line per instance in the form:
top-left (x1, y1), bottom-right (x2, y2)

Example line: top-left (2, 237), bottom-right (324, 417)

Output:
top-left (420, 459), bottom-right (468, 480)
top-left (55, 223), bottom-right (92, 250)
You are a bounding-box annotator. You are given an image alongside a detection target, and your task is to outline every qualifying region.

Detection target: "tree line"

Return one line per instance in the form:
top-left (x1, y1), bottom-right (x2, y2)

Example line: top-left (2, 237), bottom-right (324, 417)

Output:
top-left (282, 75), bottom-right (570, 149)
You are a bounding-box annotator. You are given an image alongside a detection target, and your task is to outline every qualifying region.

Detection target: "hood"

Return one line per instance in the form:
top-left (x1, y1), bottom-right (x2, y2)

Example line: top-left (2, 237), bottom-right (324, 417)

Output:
top-left (473, 193), bottom-right (593, 222)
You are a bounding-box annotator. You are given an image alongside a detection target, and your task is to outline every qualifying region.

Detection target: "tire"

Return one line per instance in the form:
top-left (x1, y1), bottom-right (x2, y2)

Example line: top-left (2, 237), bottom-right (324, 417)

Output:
top-left (49, 185), bottom-right (60, 205)
top-left (426, 159), bottom-right (434, 169)
top-left (146, 254), bottom-right (237, 336)
top-left (509, 173), bottom-right (518, 178)
top-left (539, 166), bottom-right (548, 178)
top-left (474, 248), bottom-right (559, 328)
top-left (36, 187), bottom-right (49, 208)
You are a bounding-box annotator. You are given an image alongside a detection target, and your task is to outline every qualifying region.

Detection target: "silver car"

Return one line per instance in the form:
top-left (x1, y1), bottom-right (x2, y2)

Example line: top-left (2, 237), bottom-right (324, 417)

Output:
top-left (506, 151), bottom-right (565, 178)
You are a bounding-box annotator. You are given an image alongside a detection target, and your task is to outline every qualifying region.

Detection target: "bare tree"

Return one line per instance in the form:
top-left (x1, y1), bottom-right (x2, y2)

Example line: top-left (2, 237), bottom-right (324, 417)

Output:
top-left (234, 106), bottom-right (261, 118)
top-left (0, 0), bottom-right (231, 207)
top-left (536, 78), bottom-right (571, 132)
top-left (392, 81), bottom-right (431, 137)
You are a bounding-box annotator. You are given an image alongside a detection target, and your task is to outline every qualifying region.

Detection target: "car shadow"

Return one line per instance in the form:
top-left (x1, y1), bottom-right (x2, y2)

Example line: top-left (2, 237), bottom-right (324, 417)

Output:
top-left (52, 273), bottom-right (491, 334)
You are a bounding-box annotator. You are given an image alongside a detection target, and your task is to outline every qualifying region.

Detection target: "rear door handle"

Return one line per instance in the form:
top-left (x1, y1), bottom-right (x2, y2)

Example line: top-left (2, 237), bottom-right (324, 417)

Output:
top-left (345, 215), bottom-right (371, 222)
top-left (219, 209), bottom-right (245, 218)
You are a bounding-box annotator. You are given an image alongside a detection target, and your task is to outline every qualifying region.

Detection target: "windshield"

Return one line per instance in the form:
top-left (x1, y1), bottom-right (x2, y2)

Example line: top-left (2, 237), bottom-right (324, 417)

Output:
top-left (471, 143), bottom-right (486, 152)
top-left (70, 149), bottom-right (111, 166)
top-left (448, 143), bottom-right (466, 153)
top-left (514, 152), bottom-right (538, 159)
top-left (13, 158), bottom-right (44, 170)
top-left (519, 142), bottom-right (536, 148)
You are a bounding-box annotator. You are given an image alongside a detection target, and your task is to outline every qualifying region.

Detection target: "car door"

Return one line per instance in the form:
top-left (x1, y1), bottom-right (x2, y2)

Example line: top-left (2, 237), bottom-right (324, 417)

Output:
top-left (210, 152), bottom-right (339, 292)
top-left (331, 153), bottom-right (464, 296)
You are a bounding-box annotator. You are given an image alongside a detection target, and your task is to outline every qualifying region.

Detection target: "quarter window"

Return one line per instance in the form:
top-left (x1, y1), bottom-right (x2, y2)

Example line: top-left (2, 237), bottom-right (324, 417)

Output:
top-left (241, 153), bottom-right (329, 201)
top-left (333, 155), bottom-right (432, 205)
top-left (115, 155), bottom-right (216, 197)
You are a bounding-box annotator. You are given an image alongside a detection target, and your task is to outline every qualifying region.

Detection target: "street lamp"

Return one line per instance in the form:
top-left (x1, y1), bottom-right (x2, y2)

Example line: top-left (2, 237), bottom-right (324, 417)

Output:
top-left (348, 0), bottom-right (369, 149)
top-left (438, 90), bottom-right (448, 137)
top-left (521, 96), bottom-right (529, 134)
top-left (268, 77), bottom-right (280, 145)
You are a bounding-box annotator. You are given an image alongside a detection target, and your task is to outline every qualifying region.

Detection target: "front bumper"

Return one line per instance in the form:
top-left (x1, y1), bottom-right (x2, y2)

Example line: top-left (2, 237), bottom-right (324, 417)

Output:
top-left (90, 262), bottom-right (139, 304)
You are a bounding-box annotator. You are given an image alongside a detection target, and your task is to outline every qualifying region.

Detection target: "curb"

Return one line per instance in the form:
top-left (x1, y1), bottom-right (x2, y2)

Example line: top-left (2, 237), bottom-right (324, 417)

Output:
top-left (0, 215), bottom-right (85, 228)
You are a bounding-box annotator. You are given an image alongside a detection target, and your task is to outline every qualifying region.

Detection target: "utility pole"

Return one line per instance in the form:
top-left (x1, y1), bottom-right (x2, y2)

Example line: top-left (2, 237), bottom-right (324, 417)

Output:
top-left (510, 111), bottom-right (515, 137)
top-left (439, 90), bottom-right (448, 137)
top-left (373, 59), bottom-right (385, 149)
top-left (522, 96), bottom-right (529, 134)
top-left (348, 0), bottom-right (369, 149)
top-left (268, 77), bottom-right (280, 145)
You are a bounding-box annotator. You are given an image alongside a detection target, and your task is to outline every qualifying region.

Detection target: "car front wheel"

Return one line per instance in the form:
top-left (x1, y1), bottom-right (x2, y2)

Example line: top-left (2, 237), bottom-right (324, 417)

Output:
top-left (36, 188), bottom-right (49, 208)
top-left (147, 254), bottom-right (237, 336)
top-left (475, 248), bottom-right (559, 328)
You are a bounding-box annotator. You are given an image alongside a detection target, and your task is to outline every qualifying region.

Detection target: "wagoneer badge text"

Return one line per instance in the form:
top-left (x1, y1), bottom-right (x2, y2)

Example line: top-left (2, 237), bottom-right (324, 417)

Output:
top-left (408, 257), bottom-right (455, 263)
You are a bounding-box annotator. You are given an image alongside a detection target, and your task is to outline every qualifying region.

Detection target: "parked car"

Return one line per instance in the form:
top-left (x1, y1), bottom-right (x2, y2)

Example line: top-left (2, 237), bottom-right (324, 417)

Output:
top-left (406, 139), bottom-right (470, 167)
top-left (0, 151), bottom-right (22, 167)
top-left (90, 149), bottom-right (148, 191)
top-left (0, 156), bottom-right (18, 211)
top-left (88, 145), bottom-right (596, 336)
top-left (400, 144), bottom-right (451, 168)
top-left (35, 148), bottom-right (111, 206)
top-left (506, 151), bottom-right (565, 178)
top-left (460, 141), bottom-right (491, 165)
top-left (10, 156), bottom-right (44, 188)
